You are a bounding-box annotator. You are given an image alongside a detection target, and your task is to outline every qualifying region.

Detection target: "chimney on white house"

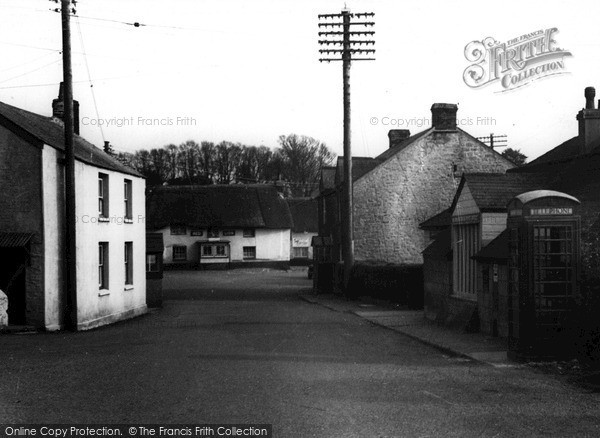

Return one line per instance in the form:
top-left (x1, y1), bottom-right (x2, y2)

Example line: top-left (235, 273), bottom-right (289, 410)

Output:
top-left (431, 103), bottom-right (458, 131)
top-left (576, 86), bottom-right (600, 155)
top-left (52, 82), bottom-right (80, 135)
top-left (388, 129), bottom-right (411, 148)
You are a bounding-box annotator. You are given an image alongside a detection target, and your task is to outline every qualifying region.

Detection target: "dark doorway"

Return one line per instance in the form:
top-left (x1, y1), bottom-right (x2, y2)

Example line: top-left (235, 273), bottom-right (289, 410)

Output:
top-left (0, 248), bottom-right (28, 325)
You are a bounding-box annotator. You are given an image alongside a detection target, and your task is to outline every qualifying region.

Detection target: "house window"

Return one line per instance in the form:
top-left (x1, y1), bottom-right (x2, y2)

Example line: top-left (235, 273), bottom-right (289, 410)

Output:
top-left (98, 173), bottom-right (109, 218)
top-left (124, 179), bottom-right (133, 221)
top-left (170, 225), bottom-right (186, 235)
top-left (243, 229), bottom-right (255, 238)
top-left (99, 242), bottom-right (109, 289)
top-left (208, 229), bottom-right (219, 238)
top-left (146, 254), bottom-right (159, 272)
top-left (190, 229), bottom-right (204, 236)
top-left (173, 245), bottom-right (187, 261)
top-left (124, 242), bottom-right (133, 285)
top-left (243, 246), bottom-right (256, 260)
top-left (222, 230), bottom-right (235, 237)
top-left (201, 244), bottom-right (228, 258)
top-left (453, 223), bottom-right (480, 299)
top-left (293, 247), bottom-right (309, 258)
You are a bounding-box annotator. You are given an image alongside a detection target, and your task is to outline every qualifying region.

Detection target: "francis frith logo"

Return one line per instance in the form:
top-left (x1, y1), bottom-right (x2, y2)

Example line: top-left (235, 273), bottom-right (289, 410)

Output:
top-left (463, 27), bottom-right (572, 92)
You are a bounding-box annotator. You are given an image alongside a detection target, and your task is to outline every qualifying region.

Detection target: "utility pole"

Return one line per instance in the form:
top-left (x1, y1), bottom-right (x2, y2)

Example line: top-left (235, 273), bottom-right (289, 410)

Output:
top-left (60, 0), bottom-right (78, 330)
top-left (318, 9), bottom-right (375, 293)
top-left (476, 133), bottom-right (508, 149)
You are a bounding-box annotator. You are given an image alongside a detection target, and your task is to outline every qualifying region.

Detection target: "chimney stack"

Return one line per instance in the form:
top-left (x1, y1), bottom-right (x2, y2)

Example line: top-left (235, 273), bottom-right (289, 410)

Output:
top-left (104, 141), bottom-right (112, 154)
top-left (388, 129), bottom-right (411, 148)
top-left (576, 86), bottom-right (600, 155)
top-left (52, 82), bottom-right (80, 135)
top-left (431, 103), bottom-right (458, 131)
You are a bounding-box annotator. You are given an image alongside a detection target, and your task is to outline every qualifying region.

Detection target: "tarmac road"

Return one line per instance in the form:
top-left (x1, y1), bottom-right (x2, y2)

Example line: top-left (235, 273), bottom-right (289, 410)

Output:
top-left (1, 268), bottom-right (599, 437)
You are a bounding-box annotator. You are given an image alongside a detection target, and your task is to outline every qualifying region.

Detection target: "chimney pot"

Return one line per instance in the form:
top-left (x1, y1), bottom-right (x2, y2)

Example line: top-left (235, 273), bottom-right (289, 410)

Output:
top-left (585, 87), bottom-right (596, 109)
top-left (387, 129), bottom-right (411, 148)
top-left (431, 103), bottom-right (458, 131)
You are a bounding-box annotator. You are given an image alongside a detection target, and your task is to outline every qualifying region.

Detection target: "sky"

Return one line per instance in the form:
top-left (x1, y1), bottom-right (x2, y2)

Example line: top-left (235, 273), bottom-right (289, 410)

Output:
top-left (0, 0), bottom-right (599, 161)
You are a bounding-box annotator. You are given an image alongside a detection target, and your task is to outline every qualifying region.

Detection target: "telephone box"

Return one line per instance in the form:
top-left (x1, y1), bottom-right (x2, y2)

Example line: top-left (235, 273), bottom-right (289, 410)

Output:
top-left (311, 236), bottom-right (334, 294)
top-left (506, 190), bottom-right (581, 360)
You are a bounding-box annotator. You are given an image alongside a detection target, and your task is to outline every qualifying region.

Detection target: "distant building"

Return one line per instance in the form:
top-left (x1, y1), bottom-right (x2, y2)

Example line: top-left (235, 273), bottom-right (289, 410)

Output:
top-left (0, 87), bottom-right (147, 330)
top-left (287, 198), bottom-right (318, 264)
top-left (146, 185), bottom-right (293, 269)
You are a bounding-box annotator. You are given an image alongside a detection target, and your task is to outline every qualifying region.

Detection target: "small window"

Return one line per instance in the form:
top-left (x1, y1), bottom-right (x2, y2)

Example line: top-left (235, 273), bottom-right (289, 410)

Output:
top-left (98, 173), bottom-right (109, 218)
top-left (99, 242), bottom-right (109, 289)
top-left (243, 229), bottom-right (255, 238)
top-left (173, 245), bottom-right (187, 261)
top-left (124, 179), bottom-right (133, 220)
top-left (190, 229), bottom-right (204, 236)
top-left (124, 242), bottom-right (133, 285)
top-left (202, 245), bottom-right (213, 256)
top-left (222, 230), bottom-right (235, 237)
top-left (243, 246), bottom-right (256, 260)
top-left (146, 254), bottom-right (158, 272)
top-left (170, 225), bottom-right (186, 235)
top-left (208, 229), bottom-right (219, 238)
top-left (216, 244), bottom-right (227, 256)
top-left (293, 247), bottom-right (309, 258)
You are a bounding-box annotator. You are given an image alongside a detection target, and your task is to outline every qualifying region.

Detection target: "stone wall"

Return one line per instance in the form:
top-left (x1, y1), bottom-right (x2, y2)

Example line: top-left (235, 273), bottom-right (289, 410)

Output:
top-left (353, 130), bottom-right (514, 265)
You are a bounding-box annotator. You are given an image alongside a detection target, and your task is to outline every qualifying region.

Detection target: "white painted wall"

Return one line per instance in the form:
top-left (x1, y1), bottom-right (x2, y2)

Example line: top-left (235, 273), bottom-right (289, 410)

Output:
top-left (42, 145), bottom-right (64, 330)
top-left (291, 232), bottom-right (316, 259)
top-left (156, 227), bottom-right (290, 265)
top-left (74, 161), bottom-right (146, 330)
top-left (481, 212), bottom-right (507, 245)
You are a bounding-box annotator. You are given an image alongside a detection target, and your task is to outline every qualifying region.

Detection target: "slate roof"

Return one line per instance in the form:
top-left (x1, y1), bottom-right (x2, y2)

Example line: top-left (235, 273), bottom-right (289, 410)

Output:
top-left (287, 198), bottom-right (318, 233)
top-left (422, 228), bottom-right (452, 259)
top-left (419, 208), bottom-right (451, 229)
top-left (473, 229), bottom-right (509, 263)
top-left (0, 101), bottom-right (142, 177)
top-left (335, 156), bottom-right (380, 184)
top-left (453, 173), bottom-right (553, 212)
top-left (146, 184), bottom-right (293, 230)
top-left (374, 128), bottom-right (433, 162)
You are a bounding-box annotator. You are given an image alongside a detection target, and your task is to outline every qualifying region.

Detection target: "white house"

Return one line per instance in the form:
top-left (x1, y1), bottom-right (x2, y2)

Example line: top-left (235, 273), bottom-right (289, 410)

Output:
top-left (0, 88), bottom-right (146, 331)
top-left (146, 184), bottom-right (292, 269)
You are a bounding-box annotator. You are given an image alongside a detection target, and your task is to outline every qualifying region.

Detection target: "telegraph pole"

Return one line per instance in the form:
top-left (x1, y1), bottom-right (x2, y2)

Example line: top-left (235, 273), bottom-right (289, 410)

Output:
top-left (60, 0), bottom-right (78, 330)
top-left (318, 9), bottom-right (375, 292)
top-left (476, 133), bottom-right (508, 149)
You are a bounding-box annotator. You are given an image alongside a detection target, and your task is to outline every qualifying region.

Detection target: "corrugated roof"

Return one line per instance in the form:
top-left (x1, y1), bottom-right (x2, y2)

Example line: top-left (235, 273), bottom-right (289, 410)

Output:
top-left (146, 184), bottom-right (293, 230)
top-left (455, 173), bottom-right (553, 212)
top-left (473, 229), bottom-right (509, 263)
top-left (0, 232), bottom-right (34, 248)
top-left (0, 101), bottom-right (142, 177)
top-left (287, 197), bottom-right (318, 233)
top-left (146, 233), bottom-right (164, 253)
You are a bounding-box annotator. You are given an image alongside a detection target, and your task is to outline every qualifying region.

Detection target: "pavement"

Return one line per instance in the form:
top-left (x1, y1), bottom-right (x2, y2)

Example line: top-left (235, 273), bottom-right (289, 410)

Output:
top-left (300, 292), bottom-right (512, 368)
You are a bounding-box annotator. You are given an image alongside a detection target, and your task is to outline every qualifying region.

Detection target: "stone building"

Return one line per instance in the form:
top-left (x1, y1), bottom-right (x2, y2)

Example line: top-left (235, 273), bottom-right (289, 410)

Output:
top-left (146, 184), bottom-right (293, 269)
top-left (422, 87), bottom-right (600, 344)
top-left (0, 90), bottom-right (147, 330)
top-left (350, 103), bottom-right (514, 265)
